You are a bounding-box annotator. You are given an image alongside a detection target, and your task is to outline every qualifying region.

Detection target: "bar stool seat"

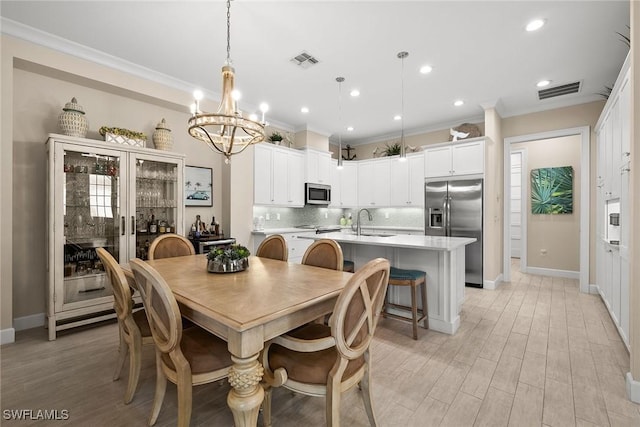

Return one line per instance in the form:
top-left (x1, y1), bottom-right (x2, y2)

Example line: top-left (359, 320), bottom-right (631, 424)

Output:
top-left (343, 260), bottom-right (355, 273)
top-left (382, 267), bottom-right (428, 339)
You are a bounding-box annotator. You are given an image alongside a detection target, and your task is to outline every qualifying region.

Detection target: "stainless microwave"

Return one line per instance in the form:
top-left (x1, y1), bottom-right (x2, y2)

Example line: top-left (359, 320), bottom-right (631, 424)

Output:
top-left (305, 183), bottom-right (331, 205)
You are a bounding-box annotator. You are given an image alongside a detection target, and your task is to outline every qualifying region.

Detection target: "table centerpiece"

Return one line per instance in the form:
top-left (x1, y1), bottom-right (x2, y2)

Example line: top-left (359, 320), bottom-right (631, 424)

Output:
top-left (207, 244), bottom-right (250, 273)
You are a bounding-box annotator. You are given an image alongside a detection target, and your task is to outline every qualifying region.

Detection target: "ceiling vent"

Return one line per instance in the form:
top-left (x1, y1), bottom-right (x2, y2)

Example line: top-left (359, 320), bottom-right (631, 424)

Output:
top-left (290, 51), bottom-right (319, 69)
top-left (538, 81), bottom-right (581, 100)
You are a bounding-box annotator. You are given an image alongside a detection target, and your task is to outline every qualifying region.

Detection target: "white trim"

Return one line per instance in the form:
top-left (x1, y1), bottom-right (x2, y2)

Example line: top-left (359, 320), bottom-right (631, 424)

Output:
top-left (483, 273), bottom-right (503, 290)
top-left (626, 373), bottom-right (640, 403)
top-left (0, 328), bottom-right (15, 345)
top-left (503, 126), bottom-right (590, 293)
top-left (589, 284), bottom-right (600, 295)
top-left (525, 267), bottom-right (579, 280)
top-left (14, 313), bottom-right (45, 331)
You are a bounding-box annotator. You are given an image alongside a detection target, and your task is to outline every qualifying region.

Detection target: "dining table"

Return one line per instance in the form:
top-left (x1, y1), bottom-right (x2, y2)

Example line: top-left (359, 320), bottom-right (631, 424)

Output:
top-left (123, 254), bottom-right (353, 427)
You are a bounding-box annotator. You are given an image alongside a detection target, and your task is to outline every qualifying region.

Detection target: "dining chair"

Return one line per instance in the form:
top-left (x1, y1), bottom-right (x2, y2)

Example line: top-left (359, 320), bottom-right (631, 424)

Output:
top-left (96, 247), bottom-right (154, 404)
top-left (147, 233), bottom-right (195, 260)
top-left (129, 259), bottom-right (233, 427)
top-left (262, 257), bottom-right (391, 427)
top-left (256, 234), bottom-right (288, 261)
top-left (301, 238), bottom-right (344, 271)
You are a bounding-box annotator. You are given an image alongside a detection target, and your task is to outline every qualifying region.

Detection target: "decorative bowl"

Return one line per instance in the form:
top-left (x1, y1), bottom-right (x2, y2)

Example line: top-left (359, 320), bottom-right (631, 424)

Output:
top-left (207, 258), bottom-right (249, 274)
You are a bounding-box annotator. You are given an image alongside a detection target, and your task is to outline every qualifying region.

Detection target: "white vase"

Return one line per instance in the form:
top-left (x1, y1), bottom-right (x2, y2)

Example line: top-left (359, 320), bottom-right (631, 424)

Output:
top-left (58, 97), bottom-right (88, 138)
top-left (152, 118), bottom-right (173, 151)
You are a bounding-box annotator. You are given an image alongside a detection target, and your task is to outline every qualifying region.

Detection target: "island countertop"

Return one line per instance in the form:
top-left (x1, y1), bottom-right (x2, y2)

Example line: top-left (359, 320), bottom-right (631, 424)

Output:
top-left (299, 232), bottom-right (475, 251)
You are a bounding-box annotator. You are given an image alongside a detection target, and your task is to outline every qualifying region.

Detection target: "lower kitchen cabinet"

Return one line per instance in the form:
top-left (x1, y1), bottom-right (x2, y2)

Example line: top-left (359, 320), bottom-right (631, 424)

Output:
top-left (252, 230), bottom-right (316, 264)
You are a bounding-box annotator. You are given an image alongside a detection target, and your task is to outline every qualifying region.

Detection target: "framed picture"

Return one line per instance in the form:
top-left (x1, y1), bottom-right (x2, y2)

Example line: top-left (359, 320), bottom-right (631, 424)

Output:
top-left (185, 166), bottom-right (213, 207)
top-left (531, 166), bottom-right (573, 214)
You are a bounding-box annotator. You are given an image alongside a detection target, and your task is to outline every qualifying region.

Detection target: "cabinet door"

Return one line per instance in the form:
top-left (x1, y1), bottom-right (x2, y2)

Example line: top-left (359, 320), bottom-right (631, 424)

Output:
top-left (358, 160), bottom-right (389, 206)
top-left (254, 145), bottom-right (273, 205)
top-left (340, 162), bottom-right (358, 207)
top-left (329, 160), bottom-right (341, 207)
top-left (611, 250), bottom-right (621, 323)
top-left (603, 113), bottom-right (614, 199)
top-left (357, 161), bottom-right (376, 206)
top-left (390, 157), bottom-right (409, 206)
top-left (452, 141), bottom-right (484, 175)
top-left (408, 155), bottom-right (425, 206)
top-left (317, 152), bottom-right (331, 184)
top-left (610, 98), bottom-right (621, 199)
top-left (287, 151), bottom-right (305, 206)
top-left (272, 150), bottom-right (289, 205)
top-left (425, 146), bottom-right (452, 178)
top-left (305, 150), bottom-right (331, 184)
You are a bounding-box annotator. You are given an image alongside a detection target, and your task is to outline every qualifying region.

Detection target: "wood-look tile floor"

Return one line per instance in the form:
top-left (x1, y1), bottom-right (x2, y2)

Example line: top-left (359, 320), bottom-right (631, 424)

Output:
top-left (2, 260), bottom-right (639, 426)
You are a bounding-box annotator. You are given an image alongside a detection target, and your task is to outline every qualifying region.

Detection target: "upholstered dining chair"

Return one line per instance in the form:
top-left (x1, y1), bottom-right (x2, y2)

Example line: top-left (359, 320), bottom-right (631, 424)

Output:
top-left (147, 233), bottom-right (195, 260)
top-left (96, 247), bottom-right (154, 404)
top-left (129, 259), bottom-right (233, 427)
top-left (256, 234), bottom-right (288, 261)
top-left (262, 257), bottom-right (391, 427)
top-left (301, 238), bottom-right (344, 271)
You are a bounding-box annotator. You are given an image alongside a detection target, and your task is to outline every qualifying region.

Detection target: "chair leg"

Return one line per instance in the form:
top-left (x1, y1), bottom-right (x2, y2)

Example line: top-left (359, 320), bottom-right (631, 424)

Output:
top-left (326, 377), bottom-right (342, 427)
top-left (176, 369), bottom-right (193, 427)
top-left (149, 354), bottom-right (167, 426)
top-left (411, 285), bottom-right (418, 340)
top-left (113, 328), bottom-right (127, 381)
top-left (360, 364), bottom-right (378, 426)
top-left (124, 335), bottom-right (142, 404)
top-left (421, 281), bottom-right (429, 329)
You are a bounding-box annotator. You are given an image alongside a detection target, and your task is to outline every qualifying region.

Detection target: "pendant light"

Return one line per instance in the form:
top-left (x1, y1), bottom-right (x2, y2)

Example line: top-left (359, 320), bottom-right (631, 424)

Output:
top-left (397, 51), bottom-right (408, 162)
top-left (336, 76), bottom-right (345, 169)
top-left (187, 0), bottom-right (267, 164)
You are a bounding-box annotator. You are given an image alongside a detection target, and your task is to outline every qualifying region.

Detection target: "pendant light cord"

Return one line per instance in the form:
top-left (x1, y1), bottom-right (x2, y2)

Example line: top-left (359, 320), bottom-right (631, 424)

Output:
top-left (336, 76), bottom-right (345, 167)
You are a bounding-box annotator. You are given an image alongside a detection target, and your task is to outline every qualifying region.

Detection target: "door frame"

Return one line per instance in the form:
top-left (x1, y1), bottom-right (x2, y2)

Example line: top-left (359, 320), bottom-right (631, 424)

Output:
top-left (503, 126), bottom-right (590, 293)
top-left (510, 149), bottom-right (527, 266)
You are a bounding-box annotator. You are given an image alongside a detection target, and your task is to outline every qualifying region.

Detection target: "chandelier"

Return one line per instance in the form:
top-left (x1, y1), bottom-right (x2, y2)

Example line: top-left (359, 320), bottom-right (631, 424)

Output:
top-left (188, 0), bottom-right (267, 164)
top-left (397, 51), bottom-right (408, 161)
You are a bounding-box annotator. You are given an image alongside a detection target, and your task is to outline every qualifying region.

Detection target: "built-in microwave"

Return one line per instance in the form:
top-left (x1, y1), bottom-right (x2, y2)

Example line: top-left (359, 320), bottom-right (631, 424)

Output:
top-left (305, 183), bottom-right (331, 205)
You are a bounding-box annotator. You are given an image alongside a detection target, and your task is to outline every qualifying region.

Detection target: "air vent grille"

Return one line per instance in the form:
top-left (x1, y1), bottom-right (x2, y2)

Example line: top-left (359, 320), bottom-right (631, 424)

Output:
top-left (290, 51), bottom-right (319, 69)
top-left (538, 81), bottom-right (581, 100)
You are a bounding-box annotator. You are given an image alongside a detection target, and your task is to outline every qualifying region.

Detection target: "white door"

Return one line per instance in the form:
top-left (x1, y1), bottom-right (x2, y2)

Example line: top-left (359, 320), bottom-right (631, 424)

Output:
top-left (510, 151), bottom-right (523, 258)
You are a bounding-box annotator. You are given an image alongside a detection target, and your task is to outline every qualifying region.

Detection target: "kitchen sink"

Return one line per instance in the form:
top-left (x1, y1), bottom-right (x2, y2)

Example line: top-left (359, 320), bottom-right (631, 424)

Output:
top-left (359, 233), bottom-right (395, 237)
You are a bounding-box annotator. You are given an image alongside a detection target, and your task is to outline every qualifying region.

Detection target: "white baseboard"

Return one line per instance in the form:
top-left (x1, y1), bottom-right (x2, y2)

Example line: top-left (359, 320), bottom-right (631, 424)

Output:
top-left (626, 372), bottom-right (640, 403)
top-left (589, 284), bottom-right (599, 295)
top-left (14, 312), bottom-right (45, 331)
top-left (483, 273), bottom-right (503, 290)
top-left (0, 328), bottom-right (15, 345)
top-left (524, 267), bottom-right (579, 279)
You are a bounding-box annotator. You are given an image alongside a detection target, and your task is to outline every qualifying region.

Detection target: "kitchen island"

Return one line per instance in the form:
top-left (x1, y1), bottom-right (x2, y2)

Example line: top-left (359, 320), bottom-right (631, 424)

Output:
top-left (300, 232), bottom-right (476, 335)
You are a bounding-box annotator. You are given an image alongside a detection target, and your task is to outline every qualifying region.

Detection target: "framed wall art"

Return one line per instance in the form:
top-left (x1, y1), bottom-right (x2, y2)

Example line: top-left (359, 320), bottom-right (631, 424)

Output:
top-left (185, 166), bottom-right (213, 207)
top-left (531, 166), bottom-right (573, 214)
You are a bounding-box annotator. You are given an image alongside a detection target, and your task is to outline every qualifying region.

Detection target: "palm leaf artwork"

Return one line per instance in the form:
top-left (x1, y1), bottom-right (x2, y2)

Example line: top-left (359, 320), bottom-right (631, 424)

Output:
top-left (531, 166), bottom-right (573, 214)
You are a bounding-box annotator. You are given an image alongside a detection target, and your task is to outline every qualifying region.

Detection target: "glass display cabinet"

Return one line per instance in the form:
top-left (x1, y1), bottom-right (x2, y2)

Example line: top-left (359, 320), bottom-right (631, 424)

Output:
top-left (46, 134), bottom-right (185, 340)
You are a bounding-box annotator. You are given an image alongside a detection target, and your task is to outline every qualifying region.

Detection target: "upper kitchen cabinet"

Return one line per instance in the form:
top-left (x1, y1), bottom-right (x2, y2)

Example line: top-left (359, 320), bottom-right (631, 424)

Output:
top-left (424, 138), bottom-right (484, 178)
top-left (304, 148), bottom-right (332, 185)
top-left (254, 143), bottom-right (304, 207)
top-left (390, 153), bottom-right (425, 207)
top-left (329, 160), bottom-right (358, 208)
top-left (358, 158), bottom-right (390, 207)
top-left (46, 134), bottom-right (184, 340)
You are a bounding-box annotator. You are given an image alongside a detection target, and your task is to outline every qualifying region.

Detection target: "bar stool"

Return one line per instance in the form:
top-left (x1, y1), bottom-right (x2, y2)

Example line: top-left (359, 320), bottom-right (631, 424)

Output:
top-left (343, 260), bottom-right (355, 273)
top-left (382, 267), bottom-right (428, 339)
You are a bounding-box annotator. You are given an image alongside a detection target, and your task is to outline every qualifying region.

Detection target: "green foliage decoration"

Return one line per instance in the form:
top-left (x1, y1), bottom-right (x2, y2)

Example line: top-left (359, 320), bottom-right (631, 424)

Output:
top-left (531, 166), bottom-right (573, 214)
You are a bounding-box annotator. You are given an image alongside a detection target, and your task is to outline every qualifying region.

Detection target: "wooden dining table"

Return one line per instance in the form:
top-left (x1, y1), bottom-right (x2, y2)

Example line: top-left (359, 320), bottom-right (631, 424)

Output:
top-left (123, 254), bottom-right (353, 427)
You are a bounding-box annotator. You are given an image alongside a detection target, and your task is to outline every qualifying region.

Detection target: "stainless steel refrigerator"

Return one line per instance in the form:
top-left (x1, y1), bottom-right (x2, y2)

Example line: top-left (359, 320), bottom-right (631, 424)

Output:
top-left (425, 179), bottom-right (483, 287)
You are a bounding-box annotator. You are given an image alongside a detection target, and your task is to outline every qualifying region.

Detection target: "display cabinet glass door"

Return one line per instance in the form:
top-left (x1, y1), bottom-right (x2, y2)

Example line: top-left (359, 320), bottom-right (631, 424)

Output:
top-left (133, 157), bottom-right (179, 260)
top-left (61, 148), bottom-right (125, 307)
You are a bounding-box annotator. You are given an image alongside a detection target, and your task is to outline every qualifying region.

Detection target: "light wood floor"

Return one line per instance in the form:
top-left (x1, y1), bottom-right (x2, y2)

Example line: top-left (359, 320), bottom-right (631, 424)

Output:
top-left (2, 261), bottom-right (639, 426)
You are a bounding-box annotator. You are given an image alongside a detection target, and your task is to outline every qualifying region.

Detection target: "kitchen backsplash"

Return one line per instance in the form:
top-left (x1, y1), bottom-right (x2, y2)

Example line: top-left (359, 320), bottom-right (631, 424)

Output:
top-left (253, 206), bottom-right (424, 230)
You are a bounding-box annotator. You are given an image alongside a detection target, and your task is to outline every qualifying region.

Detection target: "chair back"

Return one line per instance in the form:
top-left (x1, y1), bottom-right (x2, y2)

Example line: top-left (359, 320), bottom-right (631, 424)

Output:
top-left (96, 247), bottom-right (133, 325)
top-left (148, 234), bottom-right (195, 260)
top-left (256, 235), bottom-right (288, 261)
top-left (301, 239), bottom-right (344, 271)
top-left (330, 258), bottom-right (390, 361)
top-left (129, 259), bottom-right (182, 355)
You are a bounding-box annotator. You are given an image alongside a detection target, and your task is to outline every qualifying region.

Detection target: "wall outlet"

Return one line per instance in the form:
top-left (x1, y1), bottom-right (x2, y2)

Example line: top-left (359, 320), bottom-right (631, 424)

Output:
top-left (265, 213), bottom-right (270, 221)
top-left (384, 212), bottom-right (389, 219)
top-left (276, 213), bottom-right (280, 221)
top-left (540, 249), bottom-right (547, 255)
top-left (324, 212), bottom-right (328, 219)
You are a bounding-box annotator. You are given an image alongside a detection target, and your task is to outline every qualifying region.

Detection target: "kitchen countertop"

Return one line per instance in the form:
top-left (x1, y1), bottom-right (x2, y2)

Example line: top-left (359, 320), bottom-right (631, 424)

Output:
top-left (299, 232), bottom-right (475, 251)
top-left (251, 225), bottom-right (424, 235)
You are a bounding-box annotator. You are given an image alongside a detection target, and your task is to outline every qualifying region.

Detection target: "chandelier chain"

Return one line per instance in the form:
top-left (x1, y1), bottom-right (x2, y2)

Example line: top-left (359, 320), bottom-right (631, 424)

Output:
top-left (226, 0), bottom-right (231, 63)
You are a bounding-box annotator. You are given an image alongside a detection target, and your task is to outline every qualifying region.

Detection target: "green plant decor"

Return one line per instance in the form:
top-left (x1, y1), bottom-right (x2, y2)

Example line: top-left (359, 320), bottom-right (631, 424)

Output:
top-left (384, 142), bottom-right (401, 156)
top-left (99, 126), bottom-right (147, 141)
top-left (268, 132), bottom-right (283, 143)
top-left (531, 166), bottom-right (573, 214)
top-left (207, 244), bottom-right (251, 262)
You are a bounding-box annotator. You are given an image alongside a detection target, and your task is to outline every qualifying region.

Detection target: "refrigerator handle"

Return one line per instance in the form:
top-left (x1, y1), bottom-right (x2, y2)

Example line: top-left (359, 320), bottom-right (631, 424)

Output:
top-left (445, 196), bottom-right (451, 236)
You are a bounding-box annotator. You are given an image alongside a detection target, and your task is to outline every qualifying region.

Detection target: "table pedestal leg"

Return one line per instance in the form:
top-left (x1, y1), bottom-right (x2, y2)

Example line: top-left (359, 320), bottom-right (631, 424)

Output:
top-left (227, 354), bottom-right (265, 427)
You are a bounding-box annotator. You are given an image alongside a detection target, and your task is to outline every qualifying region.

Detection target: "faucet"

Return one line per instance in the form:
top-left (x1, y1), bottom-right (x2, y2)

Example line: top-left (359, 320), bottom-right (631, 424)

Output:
top-left (353, 208), bottom-right (373, 236)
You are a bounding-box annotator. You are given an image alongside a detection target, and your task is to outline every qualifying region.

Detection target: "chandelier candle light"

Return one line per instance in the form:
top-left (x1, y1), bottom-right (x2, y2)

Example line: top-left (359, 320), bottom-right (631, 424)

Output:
top-left (398, 51), bottom-right (408, 162)
top-left (188, 0), bottom-right (268, 164)
top-left (336, 76), bottom-right (345, 169)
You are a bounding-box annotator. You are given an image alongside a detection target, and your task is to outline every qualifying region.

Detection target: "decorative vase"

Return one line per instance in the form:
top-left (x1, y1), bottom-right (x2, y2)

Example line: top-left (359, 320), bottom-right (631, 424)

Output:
top-left (152, 118), bottom-right (173, 151)
top-left (58, 97), bottom-right (88, 138)
top-left (207, 258), bottom-right (249, 273)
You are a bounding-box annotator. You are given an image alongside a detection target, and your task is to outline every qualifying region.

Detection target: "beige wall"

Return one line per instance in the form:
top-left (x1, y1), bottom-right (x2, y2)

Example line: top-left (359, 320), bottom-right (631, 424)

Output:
top-left (294, 129), bottom-right (329, 151)
top-left (512, 135), bottom-right (581, 272)
top-left (484, 109), bottom-right (504, 283)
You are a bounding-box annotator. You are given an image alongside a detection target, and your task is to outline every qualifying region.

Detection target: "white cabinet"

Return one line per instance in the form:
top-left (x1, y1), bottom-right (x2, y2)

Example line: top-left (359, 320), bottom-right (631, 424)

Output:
top-left (304, 149), bottom-right (332, 185)
top-left (390, 153), bottom-right (425, 207)
top-left (357, 158), bottom-right (390, 207)
top-left (254, 144), bottom-right (304, 207)
top-left (424, 139), bottom-right (484, 178)
top-left (329, 160), bottom-right (358, 208)
top-left (46, 134), bottom-right (185, 340)
top-left (253, 230), bottom-right (315, 264)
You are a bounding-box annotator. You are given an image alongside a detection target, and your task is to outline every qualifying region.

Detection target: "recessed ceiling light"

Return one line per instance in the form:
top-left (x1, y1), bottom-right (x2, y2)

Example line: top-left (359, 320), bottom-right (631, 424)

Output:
top-left (536, 80), bottom-right (551, 88)
top-left (393, 115), bottom-right (402, 121)
top-left (347, 126), bottom-right (354, 131)
top-left (350, 89), bottom-right (360, 97)
top-left (301, 107), bottom-right (309, 113)
top-left (420, 65), bottom-right (433, 74)
top-left (454, 100), bottom-right (464, 107)
top-left (526, 19), bottom-right (546, 32)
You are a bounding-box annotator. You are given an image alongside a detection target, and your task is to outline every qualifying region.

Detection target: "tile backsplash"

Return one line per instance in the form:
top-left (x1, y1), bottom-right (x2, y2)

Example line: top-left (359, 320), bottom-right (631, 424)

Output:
top-left (252, 206), bottom-right (424, 230)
